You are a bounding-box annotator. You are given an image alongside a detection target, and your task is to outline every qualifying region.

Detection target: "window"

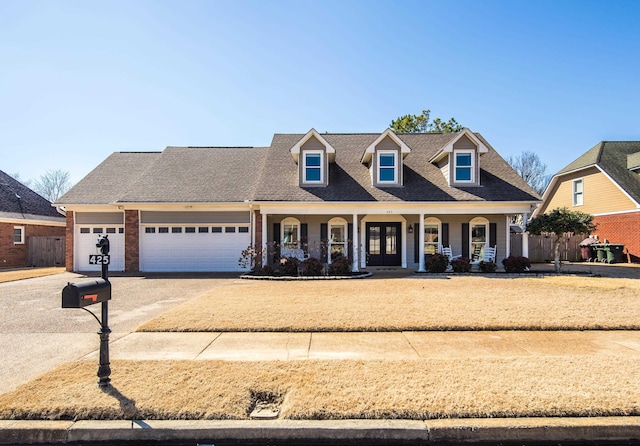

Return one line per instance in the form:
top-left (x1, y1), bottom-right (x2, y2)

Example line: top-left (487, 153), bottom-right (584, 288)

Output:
top-left (303, 151), bottom-right (323, 184)
top-left (80, 228), bottom-right (90, 234)
top-left (225, 227), bottom-right (236, 233)
top-left (239, 226), bottom-right (249, 233)
top-left (198, 227), bottom-right (209, 233)
top-left (159, 227), bottom-right (169, 233)
top-left (377, 151), bottom-right (397, 183)
top-left (13, 226), bottom-right (25, 244)
top-left (93, 228), bottom-right (103, 234)
top-left (106, 227), bottom-right (116, 234)
top-left (172, 227), bottom-right (182, 233)
top-left (328, 217), bottom-right (348, 261)
top-left (573, 179), bottom-right (584, 206)
top-left (454, 150), bottom-right (474, 183)
top-left (185, 227), bottom-right (196, 233)
top-left (212, 227), bottom-right (222, 233)
top-left (281, 217), bottom-right (300, 249)
top-left (470, 217), bottom-right (488, 261)
top-left (119, 228), bottom-right (124, 234)
top-left (145, 227), bottom-right (156, 234)
top-left (423, 218), bottom-right (441, 255)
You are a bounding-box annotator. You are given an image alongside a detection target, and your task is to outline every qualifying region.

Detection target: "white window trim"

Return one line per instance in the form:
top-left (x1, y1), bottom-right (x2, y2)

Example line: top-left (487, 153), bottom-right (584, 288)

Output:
top-left (469, 217), bottom-right (489, 259)
top-left (328, 217), bottom-right (348, 263)
top-left (13, 226), bottom-right (25, 244)
top-left (573, 178), bottom-right (584, 206)
top-left (377, 150), bottom-right (398, 184)
top-left (454, 149), bottom-right (475, 183)
top-left (302, 150), bottom-right (324, 184)
top-left (281, 217), bottom-right (301, 249)
top-left (423, 217), bottom-right (441, 255)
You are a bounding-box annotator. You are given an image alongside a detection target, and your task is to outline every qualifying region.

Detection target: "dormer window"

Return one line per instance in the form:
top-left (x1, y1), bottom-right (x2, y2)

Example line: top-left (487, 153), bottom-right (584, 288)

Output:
top-left (303, 151), bottom-right (323, 184)
top-left (378, 151), bottom-right (397, 183)
top-left (454, 150), bottom-right (474, 183)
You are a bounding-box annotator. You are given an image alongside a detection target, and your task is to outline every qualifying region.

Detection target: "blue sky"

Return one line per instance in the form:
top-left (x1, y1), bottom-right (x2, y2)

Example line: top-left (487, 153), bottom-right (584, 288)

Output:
top-left (2, 0), bottom-right (639, 185)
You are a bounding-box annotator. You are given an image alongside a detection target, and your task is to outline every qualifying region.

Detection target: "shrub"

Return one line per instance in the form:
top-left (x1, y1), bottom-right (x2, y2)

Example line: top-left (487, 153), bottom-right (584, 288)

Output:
top-left (255, 265), bottom-right (274, 276)
top-left (328, 255), bottom-right (351, 275)
top-left (425, 253), bottom-right (448, 273)
top-left (279, 257), bottom-right (300, 276)
top-left (479, 261), bottom-right (498, 273)
top-left (451, 257), bottom-right (471, 273)
top-left (502, 256), bottom-right (531, 273)
top-left (301, 257), bottom-right (324, 276)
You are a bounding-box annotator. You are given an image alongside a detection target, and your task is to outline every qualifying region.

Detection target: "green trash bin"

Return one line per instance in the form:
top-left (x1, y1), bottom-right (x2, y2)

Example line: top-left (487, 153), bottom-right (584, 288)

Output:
top-left (605, 244), bottom-right (625, 263)
top-left (594, 244), bottom-right (607, 262)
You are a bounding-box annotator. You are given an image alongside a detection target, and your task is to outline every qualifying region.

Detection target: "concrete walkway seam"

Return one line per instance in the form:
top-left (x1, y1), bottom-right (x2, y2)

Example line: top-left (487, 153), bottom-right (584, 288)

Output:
top-left (1, 417), bottom-right (640, 444)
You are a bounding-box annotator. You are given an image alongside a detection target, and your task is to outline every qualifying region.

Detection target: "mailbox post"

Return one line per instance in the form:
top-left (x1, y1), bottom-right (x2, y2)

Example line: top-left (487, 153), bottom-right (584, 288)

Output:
top-left (62, 235), bottom-right (112, 388)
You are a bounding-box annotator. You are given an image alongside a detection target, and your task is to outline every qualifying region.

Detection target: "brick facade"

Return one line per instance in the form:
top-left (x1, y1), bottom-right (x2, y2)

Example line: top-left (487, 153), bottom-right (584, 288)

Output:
top-left (1, 221), bottom-right (65, 268)
top-left (125, 210), bottom-right (140, 272)
top-left (65, 211), bottom-right (74, 271)
top-left (593, 212), bottom-right (640, 262)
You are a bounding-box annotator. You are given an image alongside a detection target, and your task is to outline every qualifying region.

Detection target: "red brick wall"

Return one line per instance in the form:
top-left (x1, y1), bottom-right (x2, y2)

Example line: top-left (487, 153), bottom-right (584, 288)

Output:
top-left (65, 211), bottom-right (74, 271)
top-left (593, 212), bottom-right (640, 262)
top-left (125, 210), bottom-right (139, 272)
top-left (0, 221), bottom-right (65, 268)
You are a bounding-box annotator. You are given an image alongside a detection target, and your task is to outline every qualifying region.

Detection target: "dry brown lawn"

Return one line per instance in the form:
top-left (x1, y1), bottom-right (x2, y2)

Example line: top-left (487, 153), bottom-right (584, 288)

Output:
top-left (1, 357), bottom-right (639, 421)
top-left (0, 267), bottom-right (65, 283)
top-left (137, 276), bottom-right (640, 332)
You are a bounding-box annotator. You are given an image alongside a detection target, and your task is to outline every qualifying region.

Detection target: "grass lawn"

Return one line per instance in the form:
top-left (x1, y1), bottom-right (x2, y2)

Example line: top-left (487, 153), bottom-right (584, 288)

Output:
top-left (0, 267), bottom-right (65, 283)
top-left (1, 357), bottom-right (639, 421)
top-left (137, 276), bottom-right (640, 332)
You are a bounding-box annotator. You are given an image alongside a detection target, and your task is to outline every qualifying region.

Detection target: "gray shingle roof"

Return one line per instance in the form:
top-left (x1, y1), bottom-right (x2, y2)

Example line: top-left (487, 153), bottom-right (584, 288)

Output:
top-left (556, 141), bottom-right (640, 204)
top-left (0, 170), bottom-right (65, 222)
top-left (254, 133), bottom-right (540, 202)
top-left (58, 132), bottom-right (541, 206)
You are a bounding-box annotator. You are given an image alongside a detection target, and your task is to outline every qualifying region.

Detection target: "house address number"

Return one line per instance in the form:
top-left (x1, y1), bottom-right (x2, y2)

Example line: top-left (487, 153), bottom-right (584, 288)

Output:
top-left (89, 255), bottom-right (110, 265)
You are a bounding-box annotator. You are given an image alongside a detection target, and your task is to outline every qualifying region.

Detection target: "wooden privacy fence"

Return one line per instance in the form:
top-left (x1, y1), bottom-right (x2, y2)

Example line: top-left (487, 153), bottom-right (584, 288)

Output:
top-left (27, 236), bottom-right (65, 267)
top-left (510, 233), bottom-right (586, 263)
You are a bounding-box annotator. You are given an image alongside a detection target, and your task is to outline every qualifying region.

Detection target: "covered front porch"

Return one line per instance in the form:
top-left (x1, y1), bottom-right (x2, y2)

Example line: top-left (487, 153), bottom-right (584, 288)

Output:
top-left (255, 204), bottom-right (532, 272)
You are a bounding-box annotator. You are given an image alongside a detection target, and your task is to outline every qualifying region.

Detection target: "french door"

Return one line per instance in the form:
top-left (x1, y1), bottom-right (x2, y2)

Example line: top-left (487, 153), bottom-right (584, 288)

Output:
top-left (366, 223), bottom-right (401, 266)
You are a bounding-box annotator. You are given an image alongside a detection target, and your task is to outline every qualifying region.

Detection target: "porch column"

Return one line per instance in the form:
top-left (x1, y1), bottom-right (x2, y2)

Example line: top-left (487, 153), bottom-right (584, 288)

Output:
top-left (360, 220), bottom-right (367, 269)
top-left (352, 214), bottom-right (359, 272)
top-left (522, 212), bottom-right (529, 258)
top-left (261, 211), bottom-right (268, 266)
top-left (418, 213), bottom-right (425, 272)
top-left (401, 221), bottom-right (407, 268)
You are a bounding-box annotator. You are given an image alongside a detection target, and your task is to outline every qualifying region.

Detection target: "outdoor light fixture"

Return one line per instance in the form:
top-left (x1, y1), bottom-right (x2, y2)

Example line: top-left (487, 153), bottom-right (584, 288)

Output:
top-left (408, 225), bottom-right (413, 234)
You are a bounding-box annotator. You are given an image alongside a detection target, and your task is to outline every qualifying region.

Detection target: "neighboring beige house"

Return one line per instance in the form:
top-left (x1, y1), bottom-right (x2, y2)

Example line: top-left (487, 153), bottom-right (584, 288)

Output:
top-left (536, 141), bottom-right (640, 262)
top-left (55, 128), bottom-right (540, 273)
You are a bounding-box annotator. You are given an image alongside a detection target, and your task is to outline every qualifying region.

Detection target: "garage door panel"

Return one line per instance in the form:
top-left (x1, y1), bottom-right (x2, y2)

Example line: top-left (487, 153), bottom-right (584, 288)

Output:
top-left (76, 227), bottom-right (125, 271)
top-left (140, 226), bottom-right (249, 272)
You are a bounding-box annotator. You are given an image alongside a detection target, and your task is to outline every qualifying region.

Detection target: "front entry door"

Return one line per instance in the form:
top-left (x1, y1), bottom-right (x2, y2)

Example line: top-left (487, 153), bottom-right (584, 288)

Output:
top-left (366, 223), bottom-right (401, 266)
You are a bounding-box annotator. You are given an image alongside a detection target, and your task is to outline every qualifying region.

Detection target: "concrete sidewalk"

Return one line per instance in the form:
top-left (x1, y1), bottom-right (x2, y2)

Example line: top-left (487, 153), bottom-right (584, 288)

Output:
top-left (83, 329), bottom-right (640, 361)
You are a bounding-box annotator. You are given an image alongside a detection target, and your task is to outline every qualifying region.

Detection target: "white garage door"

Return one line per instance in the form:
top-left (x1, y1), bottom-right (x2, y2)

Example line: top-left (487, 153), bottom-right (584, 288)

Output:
top-left (140, 225), bottom-right (250, 272)
top-left (76, 226), bottom-right (125, 271)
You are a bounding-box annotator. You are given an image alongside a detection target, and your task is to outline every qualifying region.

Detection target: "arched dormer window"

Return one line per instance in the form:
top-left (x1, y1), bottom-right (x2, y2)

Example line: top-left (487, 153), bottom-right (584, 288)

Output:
top-left (469, 217), bottom-right (489, 261)
top-left (281, 217), bottom-right (301, 249)
top-left (328, 217), bottom-right (348, 262)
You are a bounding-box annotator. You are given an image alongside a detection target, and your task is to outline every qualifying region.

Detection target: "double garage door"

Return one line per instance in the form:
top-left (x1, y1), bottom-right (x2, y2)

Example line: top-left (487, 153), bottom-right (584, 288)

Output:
top-left (76, 226), bottom-right (125, 271)
top-left (140, 224), bottom-right (250, 272)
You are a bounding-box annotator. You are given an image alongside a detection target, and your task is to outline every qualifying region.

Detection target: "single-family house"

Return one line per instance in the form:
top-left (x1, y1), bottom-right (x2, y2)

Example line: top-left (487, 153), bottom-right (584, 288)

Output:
top-left (535, 141), bottom-right (640, 262)
top-left (55, 128), bottom-right (541, 273)
top-left (0, 170), bottom-right (66, 268)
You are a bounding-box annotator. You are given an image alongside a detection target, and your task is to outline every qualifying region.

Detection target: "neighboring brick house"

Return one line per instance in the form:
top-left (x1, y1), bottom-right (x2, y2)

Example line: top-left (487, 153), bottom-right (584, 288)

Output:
top-left (55, 128), bottom-right (541, 273)
top-left (0, 170), bottom-right (66, 268)
top-left (535, 141), bottom-right (640, 262)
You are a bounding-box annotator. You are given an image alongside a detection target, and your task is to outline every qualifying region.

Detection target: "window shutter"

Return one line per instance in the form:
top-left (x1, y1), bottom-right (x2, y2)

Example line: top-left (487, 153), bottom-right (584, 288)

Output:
top-left (442, 223), bottom-right (449, 249)
top-left (301, 223), bottom-right (308, 254)
top-left (320, 223), bottom-right (328, 263)
top-left (348, 223), bottom-right (353, 260)
top-left (489, 223), bottom-right (497, 248)
top-left (413, 223), bottom-right (419, 263)
top-left (273, 223), bottom-right (281, 263)
top-left (462, 223), bottom-right (469, 258)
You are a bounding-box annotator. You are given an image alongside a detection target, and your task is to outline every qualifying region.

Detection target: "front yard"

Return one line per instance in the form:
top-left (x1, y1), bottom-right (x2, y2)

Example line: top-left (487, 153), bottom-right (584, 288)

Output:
top-left (137, 275), bottom-right (640, 332)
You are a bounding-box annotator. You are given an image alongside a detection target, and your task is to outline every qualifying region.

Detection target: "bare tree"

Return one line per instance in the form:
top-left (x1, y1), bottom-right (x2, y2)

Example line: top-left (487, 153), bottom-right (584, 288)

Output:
top-left (506, 151), bottom-right (550, 196)
top-left (10, 172), bottom-right (32, 187)
top-left (32, 169), bottom-right (72, 202)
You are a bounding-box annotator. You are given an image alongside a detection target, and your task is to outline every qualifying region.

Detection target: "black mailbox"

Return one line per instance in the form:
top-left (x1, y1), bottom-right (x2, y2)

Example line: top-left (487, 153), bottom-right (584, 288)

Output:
top-left (62, 279), bottom-right (112, 308)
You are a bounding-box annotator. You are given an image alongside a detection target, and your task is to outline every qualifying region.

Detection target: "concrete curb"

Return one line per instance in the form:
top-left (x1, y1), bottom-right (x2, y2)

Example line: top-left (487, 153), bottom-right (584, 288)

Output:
top-left (1, 417), bottom-right (640, 444)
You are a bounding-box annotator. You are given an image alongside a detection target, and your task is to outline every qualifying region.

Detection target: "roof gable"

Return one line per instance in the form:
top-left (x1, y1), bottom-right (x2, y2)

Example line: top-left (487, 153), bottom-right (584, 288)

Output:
top-left (361, 129), bottom-right (411, 164)
top-left (0, 170), bottom-right (65, 222)
top-left (290, 129), bottom-right (336, 164)
top-left (429, 128), bottom-right (489, 164)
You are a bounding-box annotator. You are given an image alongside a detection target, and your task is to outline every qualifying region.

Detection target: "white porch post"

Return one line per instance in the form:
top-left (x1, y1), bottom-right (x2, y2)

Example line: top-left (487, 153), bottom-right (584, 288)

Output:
top-left (261, 211), bottom-right (268, 266)
top-left (401, 221), bottom-right (407, 268)
top-left (352, 214), bottom-right (359, 272)
top-left (522, 212), bottom-right (529, 258)
top-left (505, 215), bottom-right (511, 259)
top-left (418, 213), bottom-right (425, 272)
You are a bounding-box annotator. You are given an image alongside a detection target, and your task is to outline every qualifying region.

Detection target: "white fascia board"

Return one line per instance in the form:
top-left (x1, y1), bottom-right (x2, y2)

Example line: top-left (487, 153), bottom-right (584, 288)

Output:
top-left (0, 217), bottom-right (66, 227)
top-left (66, 203), bottom-right (253, 212)
top-left (429, 128), bottom-right (489, 164)
top-left (591, 208), bottom-right (640, 217)
top-left (257, 201), bottom-right (539, 216)
top-left (290, 128), bottom-right (336, 164)
top-left (360, 129), bottom-right (411, 164)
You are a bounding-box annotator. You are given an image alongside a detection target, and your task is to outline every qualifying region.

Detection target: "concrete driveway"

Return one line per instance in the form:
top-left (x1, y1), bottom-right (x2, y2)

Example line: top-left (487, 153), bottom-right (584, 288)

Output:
top-left (0, 272), bottom-right (237, 393)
